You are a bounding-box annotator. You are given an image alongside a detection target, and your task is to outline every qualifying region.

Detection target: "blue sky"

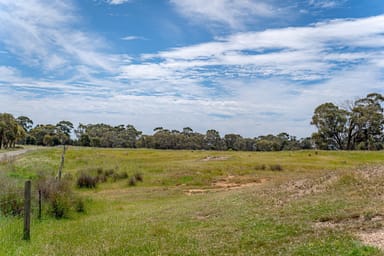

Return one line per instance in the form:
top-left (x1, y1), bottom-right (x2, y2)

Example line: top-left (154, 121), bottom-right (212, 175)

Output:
top-left (0, 0), bottom-right (383, 137)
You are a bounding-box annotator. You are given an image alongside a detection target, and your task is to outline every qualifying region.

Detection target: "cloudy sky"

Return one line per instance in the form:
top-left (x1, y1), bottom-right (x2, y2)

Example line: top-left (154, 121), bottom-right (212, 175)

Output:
top-left (0, 0), bottom-right (383, 137)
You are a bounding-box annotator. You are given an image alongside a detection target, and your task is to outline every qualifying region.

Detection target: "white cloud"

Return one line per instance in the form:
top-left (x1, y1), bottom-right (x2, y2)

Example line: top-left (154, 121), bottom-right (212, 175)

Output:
top-left (107, 0), bottom-right (131, 5)
top-left (308, 0), bottom-right (346, 9)
top-left (121, 36), bottom-right (146, 41)
top-left (0, 0), bottom-right (120, 73)
top-left (112, 15), bottom-right (384, 136)
top-left (170, 0), bottom-right (278, 29)
top-left (136, 15), bottom-right (384, 83)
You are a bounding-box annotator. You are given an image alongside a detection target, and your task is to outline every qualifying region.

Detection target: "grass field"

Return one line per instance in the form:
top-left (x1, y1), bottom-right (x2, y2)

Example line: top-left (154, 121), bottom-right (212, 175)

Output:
top-left (1, 147), bottom-right (384, 255)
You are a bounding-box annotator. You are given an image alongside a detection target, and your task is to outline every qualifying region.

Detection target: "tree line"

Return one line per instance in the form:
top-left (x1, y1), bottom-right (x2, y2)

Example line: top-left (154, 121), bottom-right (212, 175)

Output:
top-left (1, 93), bottom-right (383, 151)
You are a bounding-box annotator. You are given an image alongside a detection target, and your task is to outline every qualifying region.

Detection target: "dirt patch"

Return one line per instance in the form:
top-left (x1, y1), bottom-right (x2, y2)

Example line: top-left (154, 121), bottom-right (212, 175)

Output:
top-left (201, 156), bottom-right (229, 161)
top-left (356, 165), bottom-right (384, 180)
top-left (358, 230), bottom-right (384, 250)
top-left (185, 175), bottom-right (268, 195)
top-left (280, 172), bottom-right (339, 201)
top-left (314, 213), bottom-right (384, 249)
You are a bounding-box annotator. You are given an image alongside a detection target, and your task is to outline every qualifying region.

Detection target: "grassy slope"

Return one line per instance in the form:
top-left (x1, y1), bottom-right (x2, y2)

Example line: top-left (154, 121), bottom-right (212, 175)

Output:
top-left (1, 147), bottom-right (384, 255)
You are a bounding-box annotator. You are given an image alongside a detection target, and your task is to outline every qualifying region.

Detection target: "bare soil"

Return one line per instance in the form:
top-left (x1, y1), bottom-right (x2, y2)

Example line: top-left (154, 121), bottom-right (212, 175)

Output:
top-left (185, 175), bottom-right (268, 195)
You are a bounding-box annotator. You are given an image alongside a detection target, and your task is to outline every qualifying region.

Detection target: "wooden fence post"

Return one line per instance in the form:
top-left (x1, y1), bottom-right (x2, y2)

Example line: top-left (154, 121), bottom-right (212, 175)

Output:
top-left (23, 180), bottom-right (31, 241)
top-left (38, 189), bottom-right (42, 220)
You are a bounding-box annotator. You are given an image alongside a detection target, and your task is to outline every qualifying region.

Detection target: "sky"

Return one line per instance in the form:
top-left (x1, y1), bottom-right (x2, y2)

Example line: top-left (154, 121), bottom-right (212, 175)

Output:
top-left (0, 0), bottom-right (383, 138)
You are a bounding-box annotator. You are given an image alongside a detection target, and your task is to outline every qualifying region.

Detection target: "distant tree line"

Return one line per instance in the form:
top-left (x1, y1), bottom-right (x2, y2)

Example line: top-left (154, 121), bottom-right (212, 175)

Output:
top-left (1, 92), bottom-right (382, 151)
top-left (1, 114), bottom-right (310, 151)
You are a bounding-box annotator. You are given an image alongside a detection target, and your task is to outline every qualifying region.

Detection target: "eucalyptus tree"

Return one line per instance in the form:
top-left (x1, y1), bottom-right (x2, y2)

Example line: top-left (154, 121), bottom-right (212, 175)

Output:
top-left (0, 113), bottom-right (25, 149)
top-left (311, 93), bottom-right (384, 150)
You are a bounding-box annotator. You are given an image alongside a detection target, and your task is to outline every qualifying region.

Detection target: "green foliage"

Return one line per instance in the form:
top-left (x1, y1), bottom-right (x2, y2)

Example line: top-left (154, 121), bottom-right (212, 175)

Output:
top-left (311, 93), bottom-right (384, 150)
top-left (37, 177), bottom-right (74, 219)
top-left (0, 113), bottom-right (25, 149)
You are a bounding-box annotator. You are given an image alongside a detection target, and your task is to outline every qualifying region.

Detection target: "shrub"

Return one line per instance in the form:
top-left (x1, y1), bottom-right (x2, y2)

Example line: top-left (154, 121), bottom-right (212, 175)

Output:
top-left (37, 177), bottom-right (73, 219)
top-left (255, 164), bottom-right (266, 170)
top-left (96, 167), bottom-right (104, 175)
top-left (49, 194), bottom-right (71, 219)
top-left (118, 172), bottom-right (129, 179)
top-left (74, 198), bottom-right (86, 213)
top-left (77, 172), bottom-right (97, 188)
top-left (96, 174), bottom-right (107, 183)
top-left (134, 172), bottom-right (143, 182)
top-left (270, 164), bottom-right (283, 171)
top-left (128, 176), bottom-right (137, 186)
top-left (104, 169), bottom-right (115, 177)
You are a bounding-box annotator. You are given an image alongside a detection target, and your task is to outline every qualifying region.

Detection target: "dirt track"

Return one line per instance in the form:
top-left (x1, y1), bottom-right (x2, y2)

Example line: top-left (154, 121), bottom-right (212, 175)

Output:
top-left (0, 148), bottom-right (35, 162)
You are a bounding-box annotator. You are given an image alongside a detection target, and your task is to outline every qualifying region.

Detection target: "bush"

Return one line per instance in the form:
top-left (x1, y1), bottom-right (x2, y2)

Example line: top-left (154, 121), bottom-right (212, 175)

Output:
top-left (74, 198), bottom-right (86, 213)
top-left (255, 164), bottom-right (266, 170)
top-left (270, 164), bottom-right (283, 171)
top-left (104, 169), bottom-right (115, 177)
top-left (128, 176), bottom-right (137, 186)
top-left (96, 174), bottom-right (107, 183)
top-left (77, 172), bottom-right (97, 188)
top-left (49, 194), bottom-right (71, 219)
top-left (134, 172), bottom-right (143, 182)
top-left (37, 177), bottom-right (74, 219)
top-left (112, 172), bottom-right (129, 182)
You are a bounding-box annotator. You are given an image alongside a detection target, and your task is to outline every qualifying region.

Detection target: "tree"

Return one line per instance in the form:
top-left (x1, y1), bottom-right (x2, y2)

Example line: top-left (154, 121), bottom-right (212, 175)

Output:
top-left (16, 116), bottom-right (33, 132)
top-left (350, 93), bottom-right (384, 150)
top-left (311, 93), bottom-right (384, 150)
top-left (56, 121), bottom-right (74, 145)
top-left (0, 113), bottom-right (25, 149)
top-left (125, 124), bottom-right (142, 148)
top-left (30, 124), bottom-right (59, 146)
top-left (311, 103), bottom-right (348, 150)
top-left (224, 134), bottom-right (245, 151)
top-left (204, 129), bottom-right (225, 150)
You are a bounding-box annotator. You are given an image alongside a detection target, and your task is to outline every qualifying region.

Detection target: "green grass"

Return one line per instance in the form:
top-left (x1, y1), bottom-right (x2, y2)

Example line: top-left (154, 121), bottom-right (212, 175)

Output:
top-left (0, 147), bottom-right (384, 255)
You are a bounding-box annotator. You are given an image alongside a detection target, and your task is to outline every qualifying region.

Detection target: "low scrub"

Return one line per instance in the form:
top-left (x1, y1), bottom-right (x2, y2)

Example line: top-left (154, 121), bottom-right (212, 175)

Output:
top-left (37, 177), bottom-right (83, 219)
top-left (129, 173), bottom-right (144, 186)
top-left (77, 172), bottom-right (98, 188)
top-left (134, 172), bottom-right (143, 182)
top-left (269, 164), bottom-right (283, 171)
